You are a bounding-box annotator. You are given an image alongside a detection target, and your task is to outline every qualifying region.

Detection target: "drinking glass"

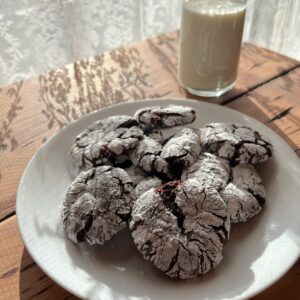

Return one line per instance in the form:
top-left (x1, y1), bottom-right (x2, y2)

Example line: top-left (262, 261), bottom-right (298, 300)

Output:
top-left (178, 0), bottom-right (247, 97)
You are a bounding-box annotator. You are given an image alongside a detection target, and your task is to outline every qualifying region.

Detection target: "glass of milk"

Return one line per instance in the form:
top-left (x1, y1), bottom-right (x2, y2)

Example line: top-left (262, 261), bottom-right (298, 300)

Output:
top-left (178, 0), bottom-right (247, 97)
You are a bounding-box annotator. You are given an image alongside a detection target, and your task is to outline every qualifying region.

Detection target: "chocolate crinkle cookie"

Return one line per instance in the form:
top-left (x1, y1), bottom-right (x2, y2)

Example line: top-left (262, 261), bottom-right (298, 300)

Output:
top-left (135, 177), bottom-right (162, 197)
top-left (129, 136), bottom-right (170, 177)
top-left (134, 105), bottom-right (196, 128)
top-left (61, 166), bottom-right (136, 245)
top-left (161, 128), bottom-right (201, 175)
top-left (201, 123), bottom-right (274, 165)
top-left (130, 180), bottom-right (230, 279)
top-left (69, 115), bottom-right (144, 170)
top-left (220, 164), bottom-right (266, 223)
top-left (147, 126), bottom-right (186, 144)
top-left (123, 165), bottom-right (147, 186)
top-left (181, 153), bottom-right (230, 192)
top-left (147, 126), bottom-right (201, 145)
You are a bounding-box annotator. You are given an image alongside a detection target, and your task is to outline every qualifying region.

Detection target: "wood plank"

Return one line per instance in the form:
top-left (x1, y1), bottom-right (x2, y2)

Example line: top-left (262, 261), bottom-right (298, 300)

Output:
top-left (0, 32), bottom-right (299, 220)
top-left (228, 67), bottom-right (300, 153)
top-left (0, 216), bottom-right (22, 300)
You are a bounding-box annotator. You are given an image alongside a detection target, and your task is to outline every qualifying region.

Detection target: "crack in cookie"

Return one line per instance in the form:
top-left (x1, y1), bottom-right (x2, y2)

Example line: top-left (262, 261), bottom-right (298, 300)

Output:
top-left (201, 123), bottom-right (273, 165)
top-left (221, 164), bottom-right (266, 223)
top-left (70, 115), bottom-right (144, 169)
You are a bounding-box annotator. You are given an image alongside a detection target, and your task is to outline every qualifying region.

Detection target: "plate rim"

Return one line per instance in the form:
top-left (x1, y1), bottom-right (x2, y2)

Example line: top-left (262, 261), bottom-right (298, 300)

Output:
top-left (16, 98), bottom-right (300, 300)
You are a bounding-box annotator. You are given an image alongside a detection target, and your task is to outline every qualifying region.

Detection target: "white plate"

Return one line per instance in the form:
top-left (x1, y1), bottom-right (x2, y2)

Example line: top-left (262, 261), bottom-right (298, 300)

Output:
top-left (17, 99), bottom-right (300, 300)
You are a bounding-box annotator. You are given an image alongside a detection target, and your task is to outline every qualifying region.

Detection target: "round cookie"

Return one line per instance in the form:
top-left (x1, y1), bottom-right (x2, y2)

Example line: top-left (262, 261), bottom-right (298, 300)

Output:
top-left (69, 115), bottom-right (144, 170)
top-left (161, 128), bottom-right (201, 176)
top-left (130, 180), bottom-right (230, 279)
top-left (135, 177), bottom-right (162, 197)
top-left (134, 105), bottom-right (196, 128)
top-left (220, 164), bottom-right (266, 223)
top-left (201, 123), bottom-right (273, 165)
top-left (129, 136), bottom-right (170, 177)
top-left (181, 153), bottom-right (230, 191)
top-left (62, 166), bottom-right (136, 245)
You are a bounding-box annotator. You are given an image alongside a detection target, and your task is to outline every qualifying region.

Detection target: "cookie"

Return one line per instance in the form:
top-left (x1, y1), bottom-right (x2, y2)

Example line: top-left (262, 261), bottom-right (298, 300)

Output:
top-left (61, 166), bottom-right (136, 245)
top-left (181, 153), bottom-right (230, 191)
top-left (134, 105), bottom-right (196, 128)
top-left (220, 164), bottom-right (266, 223)
top-left (147, 126), bottom-right (186, 144)
top-left (161, 128), bottom-right (201, 176)
top-left (147, 126), bottom-right (201, 145)
top-left (135, 177), bottom-right (162, 197)
top-left (129, 136), bottom-right (170, 177)
top-left (201, 123), bottom-right (273, 165)
top-left (110, 154), bottom-right (132, 168)
top-left (69, 115), bottom-right (144, 169)
top-left (130, 180), bottom-right (230, 279)
top-left (123, 165), bottom-right (147, 186)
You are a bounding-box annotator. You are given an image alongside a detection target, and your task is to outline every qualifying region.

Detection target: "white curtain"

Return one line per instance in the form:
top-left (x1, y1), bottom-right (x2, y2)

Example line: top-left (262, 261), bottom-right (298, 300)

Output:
top-left (0, 0), bottom-right (299, 86)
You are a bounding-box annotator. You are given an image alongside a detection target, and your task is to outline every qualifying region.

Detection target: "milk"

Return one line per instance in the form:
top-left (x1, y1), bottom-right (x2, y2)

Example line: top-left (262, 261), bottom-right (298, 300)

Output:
top-left (178, 0), bottom-right (246, 97)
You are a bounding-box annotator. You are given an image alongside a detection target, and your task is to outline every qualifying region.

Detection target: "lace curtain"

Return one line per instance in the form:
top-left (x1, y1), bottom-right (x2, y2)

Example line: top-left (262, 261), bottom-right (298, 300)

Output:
top-left (0, 0), bottom-right (299, 87)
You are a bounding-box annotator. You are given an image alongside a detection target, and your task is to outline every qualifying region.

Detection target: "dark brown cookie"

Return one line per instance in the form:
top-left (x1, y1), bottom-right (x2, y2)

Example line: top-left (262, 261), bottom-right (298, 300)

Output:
top-left (62, 166), bottom-right (136, 245)
top-left (134, 105), bottom-right (196, 128)
top-left (201, 123), bottom-right (273, 165)
top-left (135, 176), bottom-right (162, 197)
top-left (181, 153), bottom-right (230, 191)
top-left (221, 164), bottom-right (266, 223)
top-left (130, 180), bottom-right (230, 279)
top-left (147, 126), bottom-right (186, 144)
top-left (161, 128), bottom-right (201, 175)
top-left (69, 115), bottom-right (144, 170)
top-left (129, 136), bottom-right (170, 177)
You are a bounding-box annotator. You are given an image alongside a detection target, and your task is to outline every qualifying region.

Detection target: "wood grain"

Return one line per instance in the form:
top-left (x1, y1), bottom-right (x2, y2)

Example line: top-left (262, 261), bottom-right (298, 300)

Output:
top-left (228, 67), bottom-right (300, 154)
top-left (0, 31), bottom-right (299, 299)
top-left (0, 216), bottom-right (22, 300)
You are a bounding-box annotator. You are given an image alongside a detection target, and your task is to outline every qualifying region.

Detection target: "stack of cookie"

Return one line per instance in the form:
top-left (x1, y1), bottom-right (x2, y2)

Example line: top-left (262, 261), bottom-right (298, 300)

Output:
top-left (61, 105), bottom-right (274, 279)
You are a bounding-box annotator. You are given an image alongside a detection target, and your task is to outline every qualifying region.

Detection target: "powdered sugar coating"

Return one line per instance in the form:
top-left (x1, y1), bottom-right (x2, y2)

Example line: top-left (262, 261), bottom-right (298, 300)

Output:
top-left (134, 105), bottom-right (196, 128)
top-left (123, 165), bottom-right (147, 186)
top-left (181, 153), bottom-right (230, 191)
top-left (147, 126), bottom-right (186, 144)
top-left (135, 177), bottom-right (162, 197)
top-left (221, 164), bottom-right (266, 223)
top-left (130, 180), bottom-right (230, 279)
top-left (201, 123), bottom-right (273, 165)
top-left (129, 136), bottom-right (170, 176)
top-left (148, 126), bottom-right (202, 145)
top-left (161, 128), bottom-right (201, 175)
top-left (62, 166), bottom-right (136, 245)
top-left (69, 115), bottom-right (144, 170)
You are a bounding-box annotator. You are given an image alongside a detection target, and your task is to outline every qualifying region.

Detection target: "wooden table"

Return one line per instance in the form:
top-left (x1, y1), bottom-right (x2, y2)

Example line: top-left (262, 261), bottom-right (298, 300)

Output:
top-left (0, 31), bottom-right (299, 300)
